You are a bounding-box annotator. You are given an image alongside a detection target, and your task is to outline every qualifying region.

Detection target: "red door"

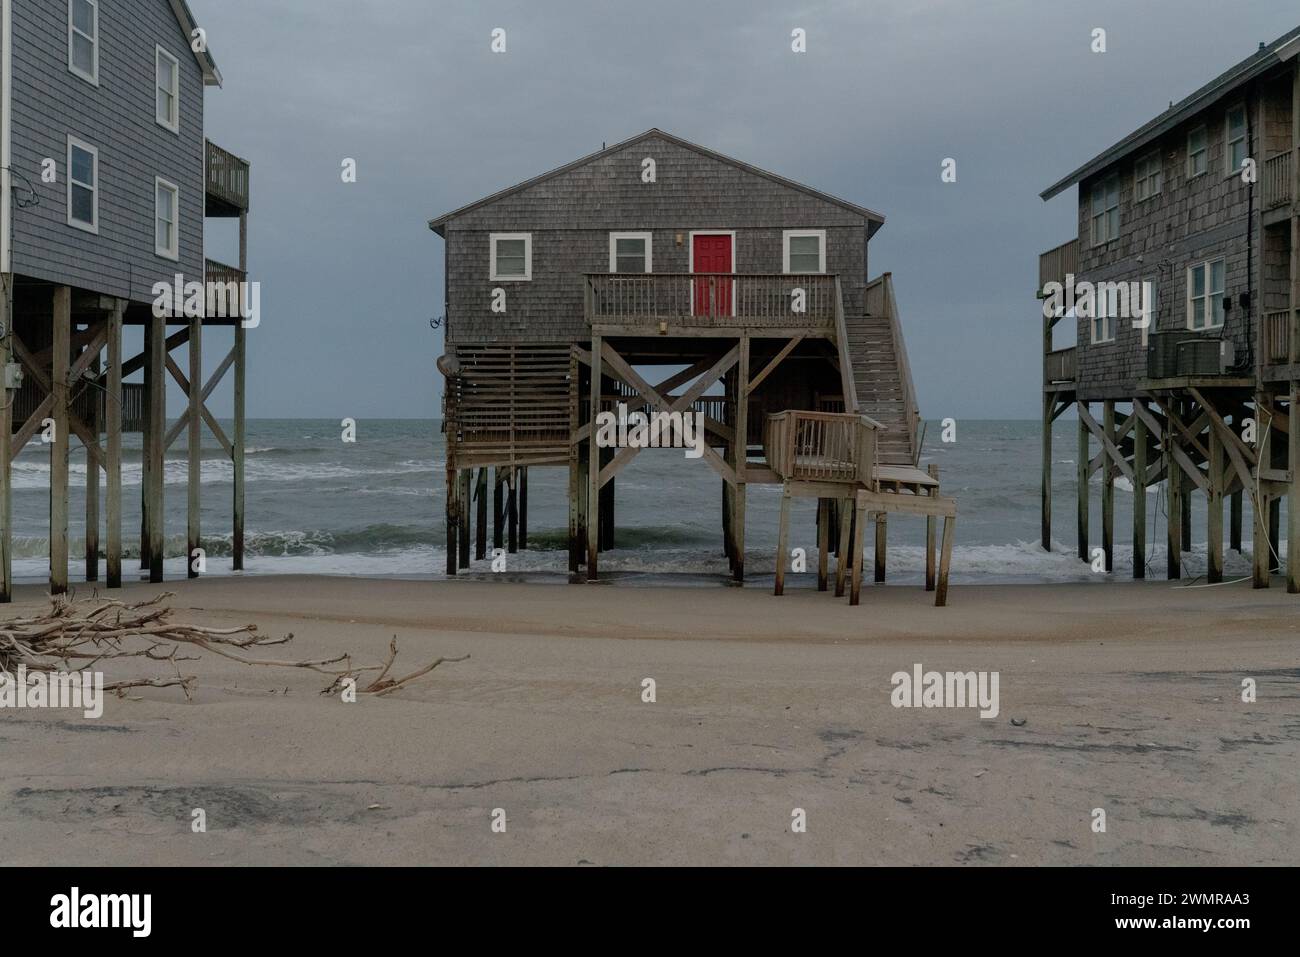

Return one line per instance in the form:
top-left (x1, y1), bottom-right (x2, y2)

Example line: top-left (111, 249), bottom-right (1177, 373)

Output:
top-left (692, 234), bottom-right (733, 316)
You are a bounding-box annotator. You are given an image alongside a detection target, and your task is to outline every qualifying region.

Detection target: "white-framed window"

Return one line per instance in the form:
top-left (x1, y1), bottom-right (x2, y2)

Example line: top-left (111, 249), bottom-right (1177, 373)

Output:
top-left (1089, 174), bottom-right (1120, 247)
top-left (1187, 126), bottom-right (1208, 177)
top-left (1187, 259), bottom-right (1226, 330)
top-left (782, 229), bottom-right (826, 273)
top-left (608, 232), bottom-right (652, 273)
top-left (1134, 151), bottom-right (1162, 201)
top-left (156, 46), bottom-right (181, 133)
top-left (1089, 285), bottom-right (1119, 344)
top-left (68, 0), bottom-right (98, 84)
top-left (489, 233), bottom-right (531, 281)
top-left (155, 177), bottom-right (179, 260)
top-left (1225, 105), bottom-right (1248, 175)
top-left (67, 136), bottom-right (98, 233)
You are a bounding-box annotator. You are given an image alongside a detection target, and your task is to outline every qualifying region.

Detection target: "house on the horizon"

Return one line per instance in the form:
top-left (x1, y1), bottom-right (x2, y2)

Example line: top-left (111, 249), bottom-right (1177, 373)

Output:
top-left (1038, 25), bottom-right (1299, 592)
top-left (0, 0), bottom-right (252, 600)
top-left (430, 128), bottom-right (956, 604)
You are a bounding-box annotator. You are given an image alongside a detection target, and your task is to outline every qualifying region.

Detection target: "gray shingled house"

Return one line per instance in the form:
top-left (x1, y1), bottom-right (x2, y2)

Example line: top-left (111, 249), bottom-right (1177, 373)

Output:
top-left (432, 129), bottom-right (946, 594)
top-left (1038, 26), bottom-right (1299, 592)
top-left (0, 0), bottom-right (252, 599)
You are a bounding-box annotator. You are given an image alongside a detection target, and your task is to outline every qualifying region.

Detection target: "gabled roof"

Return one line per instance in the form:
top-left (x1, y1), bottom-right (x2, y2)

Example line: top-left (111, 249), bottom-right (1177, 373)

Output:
top-left (1040, 24), bottom-right (1300, 201)
top-left (168, 0), bottom-right (222, 87)
top-left (428, 128), bottom-right (886, 236)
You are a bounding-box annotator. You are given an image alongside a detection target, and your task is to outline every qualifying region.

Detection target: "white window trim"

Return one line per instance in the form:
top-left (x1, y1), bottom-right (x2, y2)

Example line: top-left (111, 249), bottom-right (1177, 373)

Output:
top-left (68, 0), bottom-right (99, 85)
top-left (608, 231), bottom-right (652, 273)
top-left (156, 45), bottom-right (181, 134)
top-left (782, 229), bottom-right (827, 273)
top-left (1089, 174), bottom-right (1120, 248)
top-left (489, 232), bottom-right (531, 281)
top-left (66, 135), bottom-right (99, 234)
top-left (1134, 151), bottom-right (1162, 201)
top-left (1089, 288), bottom-right (1117, 345)
top-left (1187, 125), bottom-right (1209, 178)
top-left (1186, 258), bottom-right (1226, 331)
top-left (1224, 104), bottom-right (1247, 177)
top-left (155, 176), bottom-right (180, 260)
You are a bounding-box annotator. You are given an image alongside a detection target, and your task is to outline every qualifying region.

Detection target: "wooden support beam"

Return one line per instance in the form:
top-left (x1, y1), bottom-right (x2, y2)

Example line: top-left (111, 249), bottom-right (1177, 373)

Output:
top-left (476, 467), bottom-right (488, 562)
top-left (1253, 392), bottom-right (1273, 588)
top-left (849, 500), bottom-right (867, 606)
top-left (445, 466), bottom-right (457, 576)
top-left (458, 469), bottom-right (471, 567)
top-left (874, 513), bottom-right (886, 583)
top-left (935, 515), bottom-right (956, 607)
top-left (493, 467), bottom-right (504, 551)
top-left (187, 315), bottom-right (202, 579)
top-left (1077, 405), bottom-right (1089, 563)
top-left (233, 323), bottom-right (246, 570)
top-left (834, 500), bottom-right (852, 598)
top-left (85, 349), bottom-right (100, 582)
top-left (774, 485), bottom-right (790, 596)
top-left (1208, 422), bottom-right (1224, 583)
top-left (146, 309), bottom-right (165, 583)
top-left (817, 498), bottom-right (829, 591)
top-left (507, 468), bottom-right (518, 554)
top-left (1133, 401), bottom-right (1148, 579)
top-left (1078, 401), bottom-right (1135, 485)
top-left (1231, 489), bottom-right (1243, 552)
top-left (50, 287), bottom-right (70, 595)
top-left (140, 319), bottom-right (153, 573)
top-left (1290, 383), bottom-right (1299, 593)
top-left (732, 334), bottom-right (749, 583)
top-left (1041, 394), bottom-right (1053, 551)
top-left (926, 464), bottom-right (939, 591)
top-left (587, 335), bottom-right (602, 580)
top-left (745, 335), bottom-right (802, 396)
top-left (106, 301), bottom-right (123, 588)
top-left (519, 467), bottom-right (528, 551)
top-left (1166, 406), bottom-right (1182, 581)
top-left (1102, 401), bottom-right (1115, 573)
top-left (0, 276), bottom-right (12, 602)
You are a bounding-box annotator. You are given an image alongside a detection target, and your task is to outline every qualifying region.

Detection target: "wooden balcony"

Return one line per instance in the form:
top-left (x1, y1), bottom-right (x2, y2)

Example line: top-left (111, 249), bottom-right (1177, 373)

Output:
top-left (1262, 309), bottom-right (1294, 365)
top-left (1038, 238), bottom-right (1079, 294)
top-left (584, 273), bottom-right (840, 334)
top-left (1262, 152), bottom-right (1293, 211)
top-left (1045, 346), bottom-right (1077, 384)
top-left (205, 139), bottom-right (250, 216)
top-left (764, 410), bottom-right (878, 485)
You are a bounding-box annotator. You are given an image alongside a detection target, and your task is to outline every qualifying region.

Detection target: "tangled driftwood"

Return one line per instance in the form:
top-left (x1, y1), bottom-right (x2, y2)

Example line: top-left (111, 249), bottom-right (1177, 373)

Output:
top-left (0, 592), bottom-right (467, 699)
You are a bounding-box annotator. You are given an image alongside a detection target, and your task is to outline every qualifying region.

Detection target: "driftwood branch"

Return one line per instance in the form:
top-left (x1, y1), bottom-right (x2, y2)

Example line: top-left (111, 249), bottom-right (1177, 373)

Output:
top-left (0, 592), bottom-right (465, 698)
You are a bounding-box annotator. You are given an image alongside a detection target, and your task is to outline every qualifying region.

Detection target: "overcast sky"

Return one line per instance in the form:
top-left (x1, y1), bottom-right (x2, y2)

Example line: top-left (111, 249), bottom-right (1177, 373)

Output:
top-left (194, 0), bottom-right (1298, 420)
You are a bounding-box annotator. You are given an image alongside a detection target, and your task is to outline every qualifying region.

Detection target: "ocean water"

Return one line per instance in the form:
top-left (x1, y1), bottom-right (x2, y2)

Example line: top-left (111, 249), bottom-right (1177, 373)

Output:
top-left (6, 418), bottom-right (1282, 585)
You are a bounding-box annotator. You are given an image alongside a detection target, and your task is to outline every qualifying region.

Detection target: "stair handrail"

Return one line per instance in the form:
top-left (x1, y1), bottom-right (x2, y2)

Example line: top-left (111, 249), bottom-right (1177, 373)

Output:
top-left (832, 276), bottom-right (860, 414)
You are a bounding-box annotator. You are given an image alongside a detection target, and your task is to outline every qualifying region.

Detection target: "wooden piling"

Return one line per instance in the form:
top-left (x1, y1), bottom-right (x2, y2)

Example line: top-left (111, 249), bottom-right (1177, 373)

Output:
top-left (1077, 405), bottom-right (1088, 563)
top-left (146, 310), bottom-right (164, 583)
top-left (1101, 400), bottom-right (1114, 573)
top-left (1041, 392), bottom-right (1052, 550)
top-left (233, 208), bottom-right (247, 571)
top-left (1166, 420), bottom-right (1182, 581)
top-left (1230, 490), bottom-right (1243, 552)
top-left (458, 469), bottom-right (471, 567)
top-left (873, 513), bottom-right (886, 583)
top-left (732, 334), bottom-right (749, 583)
top-left (935, 515), bottom-right (956, 608)
top-left (445, 465), bottom-right (458, 575)
top-left (849, 501), bottom-right (867, 606)
top-left (140, 319), bottom-right (152, 572)
top-left (1132, 401), bottom-right (1147, 579)
top-left (0, 276), bottom-right (12, 602)
top-left (519, 466), bottom-right (528, 550)
top-left (816, 498), bottom-right (829, 591)
top-left (50, 287), bottom-right (70, 595)
top-left (493, 467), bottom-right (504, 551)
top-left (105, 301), bottom-right (123, 589)
top-left (1253, 393), bottom-right (1272, 588)
top-left (476, 467), bottom-right (488, 562)
top-left (834, 498), bottom-right (851, 598)
top-left (187, 314), bottom-right (202, 578)
top-left (85, 349), bottom-right (100, 582)
top-left (1290, 382), bottom-right (1299, 594)
top-left (507, 468), bottom-right (518, 554)
top-left (774, 485), bottom-right (790, 596)
top-left (1269, 498), bottom-right (1282, 574)
top-left (1207, 423), bottom-right (1224, 583)
top-left (586, 338), bottom-right (601, 580)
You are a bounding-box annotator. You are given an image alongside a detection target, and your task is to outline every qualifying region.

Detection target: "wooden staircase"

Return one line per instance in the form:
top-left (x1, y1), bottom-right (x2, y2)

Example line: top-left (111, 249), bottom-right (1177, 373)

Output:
top-left (842, 274), bottom-right (921, 466)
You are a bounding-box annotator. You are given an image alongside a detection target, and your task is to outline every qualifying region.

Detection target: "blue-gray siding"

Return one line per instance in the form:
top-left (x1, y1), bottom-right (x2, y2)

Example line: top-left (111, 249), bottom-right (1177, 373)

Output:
top-left (9, 0), bottom-right (205, 303)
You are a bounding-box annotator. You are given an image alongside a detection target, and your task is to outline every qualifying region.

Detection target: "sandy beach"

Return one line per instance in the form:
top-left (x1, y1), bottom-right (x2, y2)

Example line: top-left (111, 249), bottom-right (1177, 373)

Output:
top-left (1, 574), bottom-right (1297, 866)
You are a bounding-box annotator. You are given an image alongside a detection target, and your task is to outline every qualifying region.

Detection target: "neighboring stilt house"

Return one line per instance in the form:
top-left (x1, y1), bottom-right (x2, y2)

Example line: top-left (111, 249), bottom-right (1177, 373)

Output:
top-left (431, 129), bottom-right (954, 600)
top-left (0, 0), bottom-right (251, 599)
top-left (1038, 26), bottom-right (1300, 591)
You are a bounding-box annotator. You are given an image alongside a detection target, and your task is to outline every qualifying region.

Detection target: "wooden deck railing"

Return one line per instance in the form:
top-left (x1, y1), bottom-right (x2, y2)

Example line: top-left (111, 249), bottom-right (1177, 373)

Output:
top-left (1262, 152), bottom-right (1293, 210)
top-left (1045, 347), bottom-right (1077, 383)
top-left (1038, 238), bottom-right (1079, 293)
top-left (205, 139), bottom-right (250, 212)
top-left (11, 381), bottom-right (145, 434)
top-left (584, 273), bottom-right (839, 330)
top-left (1262, 310), bottom-right (1293, 365)
top-left (764, 410), bottom-right (878, 485)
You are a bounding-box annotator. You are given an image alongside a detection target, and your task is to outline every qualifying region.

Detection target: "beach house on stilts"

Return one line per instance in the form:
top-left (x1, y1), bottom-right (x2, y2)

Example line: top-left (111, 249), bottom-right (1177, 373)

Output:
top-left (0, 0), bottom-right (252, 599)
top-left (1038, 26), bottom-right (1300, 592)
top-left (432, 129), bottom-right (955, 603)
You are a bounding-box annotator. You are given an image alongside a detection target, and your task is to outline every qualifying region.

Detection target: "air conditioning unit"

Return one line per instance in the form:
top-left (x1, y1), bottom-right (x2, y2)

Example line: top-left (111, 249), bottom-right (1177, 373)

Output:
top-left (1175, 338), bottom-right (1222, 376)
top-left (1146, 332), bottom-right (1204, 378)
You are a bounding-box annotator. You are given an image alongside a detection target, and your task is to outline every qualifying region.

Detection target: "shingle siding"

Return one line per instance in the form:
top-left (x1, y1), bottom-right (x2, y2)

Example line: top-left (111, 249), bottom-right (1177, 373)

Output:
top-left (1072, 99), bottom-right (1263, 396)
top-left (9, 0), bottom-right (205, 304)
top-left (444, 135), bottom-right (871, 346)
